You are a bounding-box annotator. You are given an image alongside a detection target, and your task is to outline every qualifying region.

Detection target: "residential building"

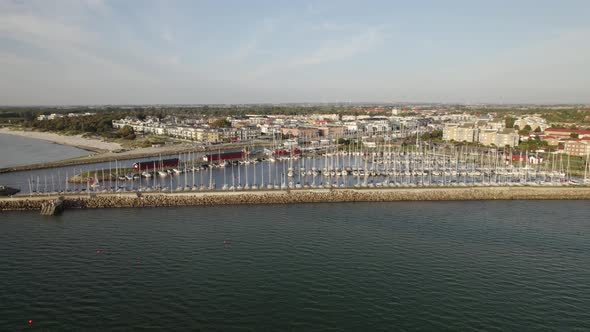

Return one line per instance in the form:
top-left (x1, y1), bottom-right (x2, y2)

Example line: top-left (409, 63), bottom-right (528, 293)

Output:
top-left (443, 123), bottom-right (479, 142)
top-left (564, 139), bottom-right (590, 156)
top-left (318, 126), bottom-right (346, 138)
top-left (514, 116), bottom-right (548, 131)
top-left (494, 128), bottom-right (519, 147)
top-left (479, 129), bottom-right (497, 146)
top-left (444, 122), bottom-right (517, 146)
top-left (281, 127), bottom-right (320, 138)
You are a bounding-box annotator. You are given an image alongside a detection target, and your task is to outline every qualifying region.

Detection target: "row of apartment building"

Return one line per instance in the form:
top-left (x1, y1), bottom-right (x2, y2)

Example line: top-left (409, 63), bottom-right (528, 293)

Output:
top-left (443, 120), bottom-right (519, 147)
top-left (37, 112), bottom-right (95, 120)
top-left (112, 118), bottom-right (260, 143)
top-left (112, 113), bottom-right (425, 143)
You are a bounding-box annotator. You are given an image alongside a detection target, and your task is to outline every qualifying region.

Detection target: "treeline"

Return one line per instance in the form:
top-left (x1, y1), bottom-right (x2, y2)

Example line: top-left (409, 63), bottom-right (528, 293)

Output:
top-left (20, 112), bottom-right (136, 139)
top-left (519, 137), bottom-right (550, 152)
top-left (1, 105), bottom-right (359, 118)
top-left (420, 129), bottom-right (443, 141)
top-left (542, 110), bottom-right (590, 124)
top-left (130, 105), bottom-right (373, 118)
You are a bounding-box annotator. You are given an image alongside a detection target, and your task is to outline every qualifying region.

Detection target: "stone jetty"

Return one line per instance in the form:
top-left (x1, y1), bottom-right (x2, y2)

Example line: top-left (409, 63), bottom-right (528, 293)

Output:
top-left (40, 197), bottom-right (64, 215)
top-left (2, 187), bottom-right (590, 212)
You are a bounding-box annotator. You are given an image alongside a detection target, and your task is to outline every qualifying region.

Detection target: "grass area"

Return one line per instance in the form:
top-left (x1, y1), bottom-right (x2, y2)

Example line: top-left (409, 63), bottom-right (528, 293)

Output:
top-left (566, 155), bottom-right (590, 176)
top-left (73, 168), bottom-right (137, 182)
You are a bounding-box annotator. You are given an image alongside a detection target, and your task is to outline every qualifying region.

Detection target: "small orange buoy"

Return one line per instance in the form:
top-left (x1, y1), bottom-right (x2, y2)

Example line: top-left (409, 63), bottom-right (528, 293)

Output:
top-left (28, 319), bottom-right (33, 325)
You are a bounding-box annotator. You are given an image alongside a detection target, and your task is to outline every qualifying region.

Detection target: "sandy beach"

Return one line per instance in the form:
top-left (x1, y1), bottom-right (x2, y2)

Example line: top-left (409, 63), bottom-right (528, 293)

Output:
top-left (0, 133), bottom-right (271, 173)
top-left (0, 128), bottom-right (122, 152)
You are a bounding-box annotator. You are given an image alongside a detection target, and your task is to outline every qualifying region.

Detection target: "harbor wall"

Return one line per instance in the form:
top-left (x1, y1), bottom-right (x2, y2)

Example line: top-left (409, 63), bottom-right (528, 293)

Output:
top-left (2, 187), bottom-right (590, 211)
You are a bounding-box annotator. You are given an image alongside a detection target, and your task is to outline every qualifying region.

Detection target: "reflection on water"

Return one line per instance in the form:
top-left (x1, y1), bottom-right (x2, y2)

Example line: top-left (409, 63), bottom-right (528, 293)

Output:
top-left (0, 133), bottom-right (90, 168)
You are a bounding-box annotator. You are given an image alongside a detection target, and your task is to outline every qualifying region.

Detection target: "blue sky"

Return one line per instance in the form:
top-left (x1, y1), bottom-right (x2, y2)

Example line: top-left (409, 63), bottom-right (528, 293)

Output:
top-left (0, 0), bottom-right (589, 105)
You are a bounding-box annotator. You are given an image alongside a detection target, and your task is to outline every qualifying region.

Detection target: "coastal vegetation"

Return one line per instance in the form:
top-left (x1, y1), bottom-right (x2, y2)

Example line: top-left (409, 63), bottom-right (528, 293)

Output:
top-left (69, 169), bottom-right (136, 183)
top-left (20, 113), bottom-right (137, 139)
top-left (420, 129), bottom-right (443, 141)
top-left (542, 109), bottom-right (590, 124)
top-left (517, 136), bottom-right (549, 152)
top-left (209, 118), bottom-right (232, 128)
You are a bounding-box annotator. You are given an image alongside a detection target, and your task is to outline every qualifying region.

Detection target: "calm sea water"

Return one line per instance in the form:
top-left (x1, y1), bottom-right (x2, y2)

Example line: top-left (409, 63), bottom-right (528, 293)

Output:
top-left (0, 133), bottom-right (90, 168)
top-left (1, 201), bottom-right (589, 330)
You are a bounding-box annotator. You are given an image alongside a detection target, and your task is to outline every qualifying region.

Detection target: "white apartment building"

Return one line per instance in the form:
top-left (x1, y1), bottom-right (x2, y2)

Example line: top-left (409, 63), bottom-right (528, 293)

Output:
top-left (443, 119), bottom-right (517, 146)
top-left (514, 116), bottom-right (548, 131)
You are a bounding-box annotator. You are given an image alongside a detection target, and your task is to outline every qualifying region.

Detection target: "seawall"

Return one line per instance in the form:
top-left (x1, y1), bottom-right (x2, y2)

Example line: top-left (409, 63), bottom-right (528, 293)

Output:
top-left (2, 187), bottom-right (590, 212)
top-left (0, 141), bottom-right (272, 174)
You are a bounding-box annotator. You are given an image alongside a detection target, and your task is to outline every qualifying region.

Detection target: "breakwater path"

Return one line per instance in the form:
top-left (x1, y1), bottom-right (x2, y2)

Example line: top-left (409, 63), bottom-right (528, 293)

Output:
top-left (0, 141), bottom-right (272, 174)
top-left (3, 187), bottom-right (590, 211)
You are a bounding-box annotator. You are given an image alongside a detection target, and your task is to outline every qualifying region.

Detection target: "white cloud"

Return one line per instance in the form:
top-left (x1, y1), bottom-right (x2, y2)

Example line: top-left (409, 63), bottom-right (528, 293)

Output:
top-left (223, 17), bottom-right (280, 63)
top-left (289, 27), bottom-right (383, 66)
top-left (0, 14), bottom-right (90, 45)
top-left (0, 1), bottom-right (588, 105)
top-left (160, 26), bottom-right (174, 43)
top-left (225, 39), bottom-right (258, 62)
top-left (248, 26), bottom-right (385, 78)
top-left (84, 0), bottom-right (106, 11)
top-left (156, 55), bottom-right (180, 66)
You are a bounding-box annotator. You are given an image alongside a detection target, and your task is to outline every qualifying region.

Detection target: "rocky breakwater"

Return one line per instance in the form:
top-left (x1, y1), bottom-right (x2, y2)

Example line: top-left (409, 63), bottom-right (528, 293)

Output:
top-left (2, 187), bottom-right (590, 212)
top-left (0, 197), bottom-right (47, 211)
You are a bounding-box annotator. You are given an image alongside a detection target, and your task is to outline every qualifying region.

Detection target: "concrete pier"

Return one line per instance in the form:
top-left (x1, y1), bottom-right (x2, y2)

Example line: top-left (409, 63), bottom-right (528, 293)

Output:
top-left (2, 187), bottom-right (590, 212)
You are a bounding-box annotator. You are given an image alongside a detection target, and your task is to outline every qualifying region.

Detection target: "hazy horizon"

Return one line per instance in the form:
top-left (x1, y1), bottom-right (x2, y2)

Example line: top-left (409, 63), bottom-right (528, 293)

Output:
top-left (2, 101), bottom-right (590, 108)
top-left (1, 0), bottom-right (589, 105)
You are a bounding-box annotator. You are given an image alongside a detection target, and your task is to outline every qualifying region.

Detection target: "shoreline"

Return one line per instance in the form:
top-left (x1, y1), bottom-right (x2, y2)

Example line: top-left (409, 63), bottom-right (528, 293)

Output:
top-left (0, 135), bottom-right (271, 173)
top-left (2, 187), bottom-right (590, 211)
top-left (0, 127), bottom-right (122, 152)
top-left (0, 147), bottom-right (197, 174)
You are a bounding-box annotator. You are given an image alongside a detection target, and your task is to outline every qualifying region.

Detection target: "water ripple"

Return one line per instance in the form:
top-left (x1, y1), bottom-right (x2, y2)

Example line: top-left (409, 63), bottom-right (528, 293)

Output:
top-left (1, 201), bottom-right (590, 330)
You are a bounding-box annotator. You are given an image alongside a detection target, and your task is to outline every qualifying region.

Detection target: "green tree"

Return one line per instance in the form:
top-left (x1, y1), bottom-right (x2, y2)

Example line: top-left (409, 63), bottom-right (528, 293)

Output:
top-left (117, 125), bottom-right (136, 139)
top-left (519, 125), bottom-right (532, 135)
top-left (210, 118), bottom-right (231, 128)
top-left (505, 116), bottom-right (516, 128)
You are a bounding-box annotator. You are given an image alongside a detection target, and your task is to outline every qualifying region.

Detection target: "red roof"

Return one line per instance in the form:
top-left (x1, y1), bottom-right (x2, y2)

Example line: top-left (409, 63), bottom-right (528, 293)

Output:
top-left (545, 128), bottom-right (570, 132)
top-left (545, 128), bottom-right (590, 135)
top-left (565, 138), bottom-right (590, 143)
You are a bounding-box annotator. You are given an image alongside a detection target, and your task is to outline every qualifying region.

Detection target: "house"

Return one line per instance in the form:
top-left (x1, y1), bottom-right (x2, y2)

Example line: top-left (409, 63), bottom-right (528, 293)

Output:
top-left (281, 127), bottom-right (320, 138)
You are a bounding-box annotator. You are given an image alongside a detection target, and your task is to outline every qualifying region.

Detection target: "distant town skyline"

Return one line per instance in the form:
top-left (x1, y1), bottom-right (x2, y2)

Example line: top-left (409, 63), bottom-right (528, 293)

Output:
top-left (1, 0), bottom-right (589, 105)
